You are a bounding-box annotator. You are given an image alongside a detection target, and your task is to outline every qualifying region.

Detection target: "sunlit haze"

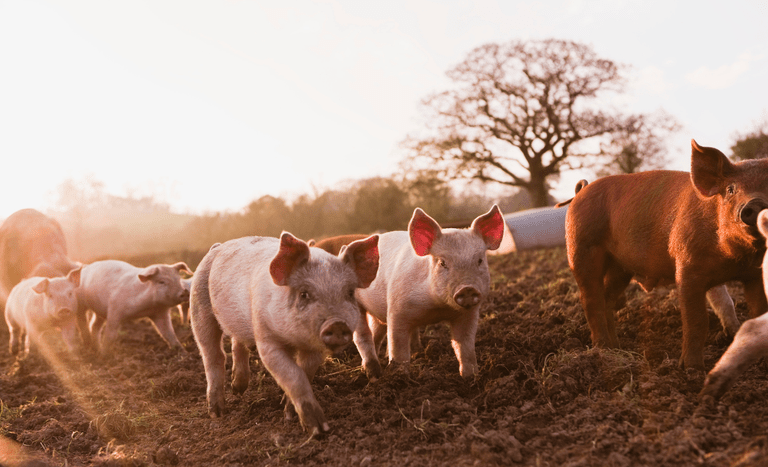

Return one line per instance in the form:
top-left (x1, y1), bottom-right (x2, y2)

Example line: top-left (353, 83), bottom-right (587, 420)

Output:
top-left (1, 0), bottom-right (766, 219)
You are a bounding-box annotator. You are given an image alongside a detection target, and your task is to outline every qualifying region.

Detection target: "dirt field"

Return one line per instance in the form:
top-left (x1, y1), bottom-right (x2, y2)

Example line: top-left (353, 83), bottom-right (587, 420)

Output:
top-left (2, 246), bottom-right (768, 466)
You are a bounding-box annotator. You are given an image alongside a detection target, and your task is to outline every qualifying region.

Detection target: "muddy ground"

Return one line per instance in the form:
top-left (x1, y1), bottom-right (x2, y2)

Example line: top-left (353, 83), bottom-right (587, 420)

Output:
top-left (2, 246), bottom-right (768, 466)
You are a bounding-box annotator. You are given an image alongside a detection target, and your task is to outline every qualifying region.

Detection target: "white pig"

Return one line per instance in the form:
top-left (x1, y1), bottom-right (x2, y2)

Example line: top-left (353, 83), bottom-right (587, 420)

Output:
top-left (177, 277), bottom-right (193, 325)
top-left (700, 209), bottom-right (768, 400)
top-left (76, 260), bottom-right (192, 353)
top-left (190, 232), bottom-right (379, 434)
top-left (353, 205), bottom-right (504, 379)
top-left (5, 267), bottom-right (82, 357)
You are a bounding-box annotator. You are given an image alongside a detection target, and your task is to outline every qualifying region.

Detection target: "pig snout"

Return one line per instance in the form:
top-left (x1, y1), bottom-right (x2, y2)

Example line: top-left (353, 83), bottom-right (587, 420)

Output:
top-left (320, 320), bottom-right (353, 352)
top-left (454, 286), bottom-right (482, 309)
top-left (739, 199), bottom-right (768, 226)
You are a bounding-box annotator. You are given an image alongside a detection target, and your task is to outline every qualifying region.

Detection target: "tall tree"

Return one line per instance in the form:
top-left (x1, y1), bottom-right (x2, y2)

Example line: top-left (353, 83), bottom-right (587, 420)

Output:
top-left (403, 39), bottom-right (629, 207)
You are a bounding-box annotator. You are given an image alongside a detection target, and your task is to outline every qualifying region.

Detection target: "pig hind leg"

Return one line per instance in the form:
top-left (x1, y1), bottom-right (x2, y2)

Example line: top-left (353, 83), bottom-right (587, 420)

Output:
top-left (602, 260), bottom-right (633, 345)
top-left (571, 247), bottom-right (619, 348)
top-left (148, 310), bottom-right (184, 349)
top-left (230, 338), bottom-right (250, 395)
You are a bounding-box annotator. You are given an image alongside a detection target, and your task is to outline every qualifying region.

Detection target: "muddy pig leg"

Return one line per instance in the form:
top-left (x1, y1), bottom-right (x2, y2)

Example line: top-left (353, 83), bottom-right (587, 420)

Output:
top-left (148, 309), bottom-right (184, 350)
top-left (572, 247), bottom-right (617, 348)
top-left (353, 312), bottom-right (381, 380)
top-left (706, 285), bottom-right (739, 336)
top-left (701, 312), bottom-right (768, 400)
top-left (284, 350), bottom-right (325, 424)
top-left (449, 308), bottom-right (479, 377)
top-left (603, 263), bottom-right (633, 341)
top-left (677, 272), bottom-right (709, 370)
top-left (230, 337), bottom-right (250, 395)
top-left (259, 344), bottom-right (329, 434)
top-left (386, 307), bottom-right (413, 366)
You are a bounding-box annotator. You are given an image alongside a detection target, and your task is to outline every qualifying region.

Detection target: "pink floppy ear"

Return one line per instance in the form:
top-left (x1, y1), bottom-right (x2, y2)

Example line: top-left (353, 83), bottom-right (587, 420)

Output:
top-left (270, 232), bottom-right (311, 286)
top-left (690, 139), bottom-right (734, 198)
top-left (67, 266), bottom-right (82, 288)
top-left (471, 205), bottom-right (505, 251)
top-left (138, 266), bottom-right (159, 282)
top-left (32, 279), bottom-right (50, 294)
top-left (409, 208), bottom-right (442, 256)
top-left (340, 235), bottom-right (380, 289)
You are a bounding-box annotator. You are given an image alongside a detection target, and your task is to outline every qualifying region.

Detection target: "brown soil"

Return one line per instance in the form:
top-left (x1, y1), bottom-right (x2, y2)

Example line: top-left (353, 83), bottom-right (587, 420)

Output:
top-left (2, 246), bottom-right (767, 466)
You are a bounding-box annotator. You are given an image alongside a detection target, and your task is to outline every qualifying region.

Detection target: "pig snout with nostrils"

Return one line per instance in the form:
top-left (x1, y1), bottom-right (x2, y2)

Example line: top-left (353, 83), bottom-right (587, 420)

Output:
top-left (190, 232), bottom-right (379, 434)
top-left (353, 205), bottom-right (504, 379)
top-left (5, 266), bottom-right (82, 357)
top-left (76, 260), bottom-right (192, 353)
top-left (564, 140), bottom-right (768, 370)
top-left (700, 210), bottom-right (768, 401)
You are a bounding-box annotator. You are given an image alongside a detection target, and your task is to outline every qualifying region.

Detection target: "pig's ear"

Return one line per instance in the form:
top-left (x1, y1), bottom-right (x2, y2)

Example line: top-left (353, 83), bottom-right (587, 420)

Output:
top-left (472, 205), bottom-right (505, 251)
top-left (32, 279), bottom-right (50, 294)
top-left (172, 262), bottom-right (193, 275)
top-left (138, 266), bottom-right (160, 282)
top-left (409, 208), bottom-right (442, 256)
top-left (341, 235), bottom-right (379, 288)
top-left (67, 266), bottom-right (82, 288)
top-left (758, 210), bottom-right (768, 239)
top-left (270, 232), bottom-right (311, 286)
top-left (691, 139), bottom-right (736, 198)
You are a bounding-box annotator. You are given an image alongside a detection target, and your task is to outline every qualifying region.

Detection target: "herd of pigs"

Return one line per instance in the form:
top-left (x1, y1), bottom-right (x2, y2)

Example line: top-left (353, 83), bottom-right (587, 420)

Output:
top-left (3, 140), bottom-right (768, 439)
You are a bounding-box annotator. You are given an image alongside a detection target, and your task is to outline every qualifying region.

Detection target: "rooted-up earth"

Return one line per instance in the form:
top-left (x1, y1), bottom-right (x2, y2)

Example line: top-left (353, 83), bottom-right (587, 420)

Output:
top-left (2, 246), bottom-right (767, 466)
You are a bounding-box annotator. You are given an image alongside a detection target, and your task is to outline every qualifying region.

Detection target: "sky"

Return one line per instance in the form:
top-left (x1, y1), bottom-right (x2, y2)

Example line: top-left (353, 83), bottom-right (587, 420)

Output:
top-left (1, 0), bottom-right (766, 219)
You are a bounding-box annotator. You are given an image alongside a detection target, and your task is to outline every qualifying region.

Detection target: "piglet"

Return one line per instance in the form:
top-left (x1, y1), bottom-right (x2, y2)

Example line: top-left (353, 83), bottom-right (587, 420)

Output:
top-left (700, 210), bottom-right (768, 400)
top-left (353, 205), bottom-right (504, 378)
top-left (564, 140), bottom-right (768, 369)
top-left (5, 267), bottom-right (82, 357)
top-left (77, 260), bottom-right (192, 353)
top-left (190, 232), bottom-right (379, 434)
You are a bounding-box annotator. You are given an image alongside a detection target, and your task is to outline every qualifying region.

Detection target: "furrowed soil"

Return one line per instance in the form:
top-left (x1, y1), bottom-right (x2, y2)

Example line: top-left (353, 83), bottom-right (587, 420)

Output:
top-left (2, 246), bottom-right (768, 466)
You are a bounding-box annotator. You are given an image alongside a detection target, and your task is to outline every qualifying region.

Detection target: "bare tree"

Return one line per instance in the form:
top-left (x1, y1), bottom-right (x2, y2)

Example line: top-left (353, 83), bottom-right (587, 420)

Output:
top-left (596, 110), bottom-right (681, 176)
top-left (403, 39), bottom-right (630, 207)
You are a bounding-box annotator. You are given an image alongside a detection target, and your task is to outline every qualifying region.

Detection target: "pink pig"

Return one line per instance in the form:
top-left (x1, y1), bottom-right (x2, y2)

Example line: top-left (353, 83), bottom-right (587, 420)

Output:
top-left (353, 205), bottom-right (504, 378)
top-left (76, 260), bottom-right (192, 353)
top-left (190, 233), bottom-right (379, 434)
top-left (5, 267), bottom-right (82, 357)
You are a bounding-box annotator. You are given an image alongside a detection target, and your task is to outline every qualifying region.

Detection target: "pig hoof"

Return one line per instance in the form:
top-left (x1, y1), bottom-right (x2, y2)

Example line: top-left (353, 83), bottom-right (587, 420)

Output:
top-left (364, 360), bottom-right (383, 380)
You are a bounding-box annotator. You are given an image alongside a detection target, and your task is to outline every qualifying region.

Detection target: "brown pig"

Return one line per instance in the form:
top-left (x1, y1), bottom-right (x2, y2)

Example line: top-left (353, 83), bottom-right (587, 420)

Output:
top-left (190, 233), bottom-right (379, 434)
top-left (0, 209), bottom-right (80, 314)
top-left (312, 234), bottom-right (370, 255)
top-left (353, 205), bottom-right (504, 378)
top-left (76, 260), bottom-right (192, 353)
top-left (5, 267), bottom-right (82, 357)
top-left (700, 210), bottom-right (768, 399)
top-left (565, 140), bottom-right (768, 369)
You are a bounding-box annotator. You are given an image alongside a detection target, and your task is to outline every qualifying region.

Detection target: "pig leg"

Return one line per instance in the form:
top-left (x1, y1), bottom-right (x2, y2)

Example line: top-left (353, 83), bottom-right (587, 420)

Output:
top-left (148, 310), bottom-right (184, 349)
top-left (60, 323), bottom-right (80, 353)
top-left (743, 278), bottom-right (768, 319)
top-left (410, 328), bottom-right (422, 354)
top-left (353, 312), bottom-right (382, 380)
top-left (572, 248), bottom-right (618, 348)
top-left (677, 275), bottom-right (709, 369)
top-left (230, 337), bottom-right (250, 395)
top-left (75, 310), bottom-right (96, 352)
top-left (449, 309), bottom-right (480, 377)
top-left (700, 312), bottom-right (768, 400)
top-left (603, 263), bottom-right (632, 340)
top-left (8, 325), bottom-right (21, 356)
top-left (386, 310), bottom-right (413, 366)
top-left (370, 314), bottom-right (387, 355)
top-left (191, 309), bottom-right (227, 417)
top-left (284, 350), bottom-right (324, 423)
top-left (258, 345), bottom-right (329, 433)
top-left (98, 314), bottom-right (123, 354)
top-left (706, 285), bottom-right (739, 336)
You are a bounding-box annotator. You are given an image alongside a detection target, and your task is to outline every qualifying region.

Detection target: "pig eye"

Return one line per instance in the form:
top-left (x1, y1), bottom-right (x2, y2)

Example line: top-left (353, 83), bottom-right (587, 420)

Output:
top-left (299, 290), bottom-right (311, 301)
top-left (727, 184), bottom-right (736, 195)
top-left (347, 288), bottom-right (355, 300)
top-left (438, 259), bottom-right (448, 269)
top-left (477, 258), bottom-right (483, 266)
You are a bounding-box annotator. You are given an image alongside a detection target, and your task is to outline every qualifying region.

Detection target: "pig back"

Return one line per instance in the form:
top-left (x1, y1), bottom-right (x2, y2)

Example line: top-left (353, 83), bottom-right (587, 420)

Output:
top-left (77, 260), bottom-right (143, 316)
top-left (566, 170), bottom-right (694, 280)
top-left (206, 237), bottom-right (278, 343)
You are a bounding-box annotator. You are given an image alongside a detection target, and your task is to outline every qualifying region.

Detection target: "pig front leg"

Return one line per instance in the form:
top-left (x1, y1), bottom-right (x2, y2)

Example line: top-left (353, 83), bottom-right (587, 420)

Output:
top-left (60, 322), bottom-right (81, 353)
top-left (75, 310), bottom-right (96, 352)
top-left (700, 312), bottom-right (768, 400)
top-left (450, 308), bottom-right (479, 377)
top-left (706, 285), bottom-right (739, 336)
top-left (8, 325), bottom-right (21, 356)
top-left (743, 278), bottom-right (768, 319)
top-left (353, 312), bottom-right (382, 380)
top-left (677, 275), bottom-right (709, 370)
top-left (284, 350), bottom-right (325, 423)
top-left (386, 310), bottom-right (413, 366)
top-left (148, 309), bottom-right (184, 350)
top-left (258, 344), bottom-right (329, 433)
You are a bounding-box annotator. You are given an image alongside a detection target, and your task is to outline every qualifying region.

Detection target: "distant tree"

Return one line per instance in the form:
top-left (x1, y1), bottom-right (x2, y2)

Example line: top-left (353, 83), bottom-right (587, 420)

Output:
top-left (596, 110), bottom-right (681, 176)
top-left (402, 39), bottom-right (633, 207)
top-left (242, 195), bottom-right (292, 238)
top-left (400, 169), bottom-right (452, 223)
top-left (731, 115), bottom-right (768, 161)
top-left (348, 178), bottom-right (412, 233)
